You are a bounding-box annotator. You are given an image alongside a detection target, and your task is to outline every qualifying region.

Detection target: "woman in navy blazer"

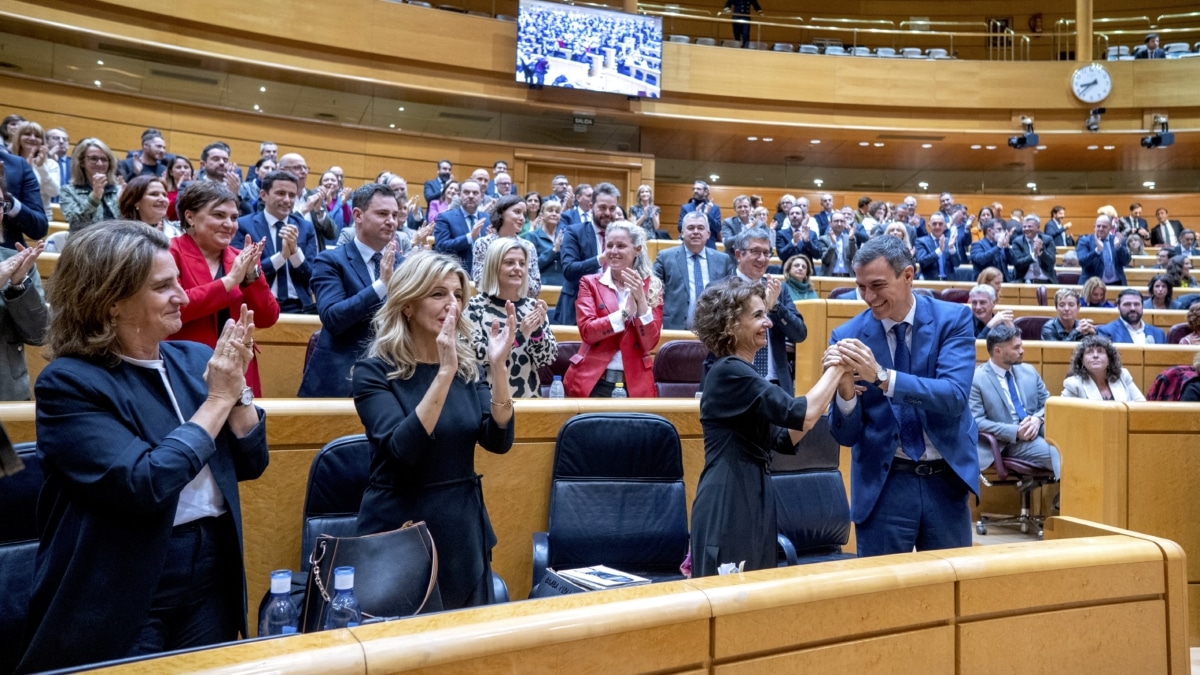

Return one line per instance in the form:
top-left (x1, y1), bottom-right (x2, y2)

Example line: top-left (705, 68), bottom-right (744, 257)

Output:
top-left (17, 223), bottom-right (269, 674)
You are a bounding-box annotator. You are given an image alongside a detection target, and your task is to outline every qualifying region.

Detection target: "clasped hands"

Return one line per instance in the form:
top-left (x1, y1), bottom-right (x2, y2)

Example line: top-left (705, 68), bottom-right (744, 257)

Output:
top-left (0, 240), bottom-right (45, 289)
top-left (1016, 415), bottom-right (1042, 442)
top-left (824, 338), bottom-right (881, 397)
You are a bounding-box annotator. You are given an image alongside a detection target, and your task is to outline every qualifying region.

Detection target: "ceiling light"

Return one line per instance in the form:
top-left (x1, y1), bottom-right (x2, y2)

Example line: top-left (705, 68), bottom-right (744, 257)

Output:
top-left (921, 143), bottom-right (932, 149)
top-left (873, 142), bottom-right (884, 147)
top-left (985, 145), bottom-right (997, 150)
top-left (747, 136), bottom-right (758, 141)
top-left (93, 80), bottom-right (101, 87)
top-left (970, 145), bottom-right (982, 150)
top-left (813, 178), bottom-right (824, 186)
top-left (1143, 181), bottom-right (1156, 187)
top-left (397, 107), bottom-right (405, 112)
top-left (259, 86), bottom-right (267, 92)
top-left (1087, 145), bottom-right (1099, 150)
top-left (96, 60), bottom-right (104, 65)
top-left (810, 139), bottom-right (821, 144)
top-left (918, 181), bottom-right (929, 189)
top-left (389, 123), bottom-right (396, 128)
top-left (859, 141), bottom-right (869, 147)
top-left (1103, 145), bottom-right (1115, 150)
top-left (709, 174), bottom-right (719, 182)
top-left (1026, 182), bottom-right (1037, 188)
top-left (1036, 145), bottom-right (1047, 150)
top-left (253, 104), bottom-right (260, 110)
top-left (762, 137), bottom-right (773, 142)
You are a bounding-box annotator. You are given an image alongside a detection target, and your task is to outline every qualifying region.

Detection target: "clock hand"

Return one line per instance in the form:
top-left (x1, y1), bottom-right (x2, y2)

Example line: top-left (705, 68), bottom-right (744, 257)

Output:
top-left (1079, 79), bottom-right (1097, 90)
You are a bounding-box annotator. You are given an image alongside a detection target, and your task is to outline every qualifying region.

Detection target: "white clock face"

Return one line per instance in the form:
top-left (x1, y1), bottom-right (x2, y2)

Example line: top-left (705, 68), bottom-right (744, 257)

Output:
top-left (1071, 64), bottom-right (1112, 103)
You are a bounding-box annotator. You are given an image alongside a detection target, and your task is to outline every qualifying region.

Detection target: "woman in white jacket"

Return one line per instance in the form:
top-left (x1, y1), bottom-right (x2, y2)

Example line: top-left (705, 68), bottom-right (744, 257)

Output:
top-left (1061, 334), bottom-right (1146, 402)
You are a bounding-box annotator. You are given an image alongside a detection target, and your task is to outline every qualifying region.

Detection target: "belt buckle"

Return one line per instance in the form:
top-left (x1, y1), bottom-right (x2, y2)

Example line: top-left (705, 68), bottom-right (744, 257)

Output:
top-left (914, 463), bottom-right (934, 476)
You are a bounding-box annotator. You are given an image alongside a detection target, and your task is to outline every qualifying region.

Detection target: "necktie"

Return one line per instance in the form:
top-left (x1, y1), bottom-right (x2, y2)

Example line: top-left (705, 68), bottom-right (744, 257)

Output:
top-left (688, 253), bottom-right (704, 327)
top-left (752, 344), bottom-right (769, 378)
top-left (1101, 237), bottom-right (1117, 281)
top-left (1165, 225), bottom-right (1176, 247)
top-left (1005, 370), bottom-right (1027, 422)
top-left (274, 223), bottom-right (290, 300)
top-left (937, 236), bottom-right (946, 279)
top-left (892, 323), bottom-right (925, 462)
top-left (369, 252), bottom-right (382, 281)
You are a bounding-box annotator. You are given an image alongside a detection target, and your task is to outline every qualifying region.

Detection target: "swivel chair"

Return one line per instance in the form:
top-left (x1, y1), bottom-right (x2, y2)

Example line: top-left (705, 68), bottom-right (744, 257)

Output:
top-left (653, 339), bottom-right (707, 397)
top-left (975, 431), bottom-right (1057, 539)
top-left (0, 442), bottom-right (41, 675)
top-left (770, 418), bottom-right (854, 566)
top-left (1013, 316), bottom-right (1051, 341)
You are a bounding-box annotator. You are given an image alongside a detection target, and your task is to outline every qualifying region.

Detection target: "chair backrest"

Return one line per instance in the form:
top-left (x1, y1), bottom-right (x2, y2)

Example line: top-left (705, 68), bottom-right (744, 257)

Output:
top-left (1057, 271), bottom-right (1081, 285)
top-left (547, 414), bottom-right (688, 572)
top-left (928, 47), bottom-right (949, 58)
top-left (538, 340), bottom-right (580, 395)
top-left (1013, 316), bottom-right (1051, 341)
top-left (772, 43), bottom-right (794, 52)
top-left (747, 41), bottom-right (769, 50)
top-left (721, 39), bottom-right (742, 48)
top-left (304, 328), bottom-right (322, 371)
top-left (668, 34), bottom-right (690, 44)
top-left (828, 286), bottom-right (857, 300)
top-left (300, 435), bottom-right (372, 571)
top-left (901, 47), bottom-right (923, 57)
top-left (0, 443), bottom-right (42, 675)
top-left (799, 44), bottom-right (820, 54)
top-left (653, 339), bottom-right (707, 398)
top-left (772, 469), bottom-right (850, 558)
top-left (824, 46), bottom-right (847, 55)
top-left (1166, 322), bottom-right (1190, 344)
top-left (1036, 285), bottom-right (1048, 306)
top-left (1164, 42), bottom-right (1191, 53)
top-left (941, 288), bottom-right (970, 303)
top-left (876, 47), bottom-right (896, 57)
top-left (694, 37), bottom-right (717, 46)
top-left (851, 46), bottom-right (872, 56)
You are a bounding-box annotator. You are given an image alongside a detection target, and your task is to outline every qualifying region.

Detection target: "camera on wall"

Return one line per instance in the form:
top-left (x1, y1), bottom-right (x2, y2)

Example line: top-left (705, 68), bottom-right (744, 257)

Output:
top-left (1085, 107), bottom-right (1105, 132)
top-left (1008, 116), bottom-right (1038, 149)
top-left (1141, 115), bottom-right (1174, 149)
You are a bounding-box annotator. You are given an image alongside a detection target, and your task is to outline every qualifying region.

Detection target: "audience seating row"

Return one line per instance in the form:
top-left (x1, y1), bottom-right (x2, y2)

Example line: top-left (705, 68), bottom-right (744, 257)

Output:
top-left (671, 35), bottom-right (953, 58)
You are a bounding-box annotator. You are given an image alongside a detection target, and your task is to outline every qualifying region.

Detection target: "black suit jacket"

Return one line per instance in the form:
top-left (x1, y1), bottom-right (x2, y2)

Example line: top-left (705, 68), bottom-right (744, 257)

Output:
top-left (1151, 221), bottom-right (1184, 247)
top-left (0, 151), bottom-right (48, 248)
top-left (1011, 233), bottom-right (1058, 283)
top-left (234, 211), bottom-right (318, 309)
top-left (424, 176), bottom-right (449, 206)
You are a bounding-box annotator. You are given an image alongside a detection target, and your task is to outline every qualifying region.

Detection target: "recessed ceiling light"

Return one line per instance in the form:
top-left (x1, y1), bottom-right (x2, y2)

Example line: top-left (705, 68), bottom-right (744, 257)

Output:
top-left (873, 142), bottom-right (885, 147)
top-left (397, 107), bottom-right (405, 112)
top-left (762, 137), bottom-right (773, 142)
top-left (96, 60), bottom-right (104, 65)
top-left (747, 136), bottom-right (758, 141)
top-left (918, 181), bottom-right (929, 189)
top-left (970, 145), bottom-right (982, 150)
top-left (1143, 181), bottom-right (1156, 187)
top-left (93, 80), bottom-right (101, 87)
top-left (813, 178), bottom-right (824, 186)
top-left (1036, 145), bottom-right (1047, 150)
top-left (859, 141), bottom-right (869, 147)
top-left (810, 139), bottom-right (821, 144)
top-left (259, 86), bottom-right (267, 92)
top-left (389, 123), bottom-right (396, 129)
top-left (253, 104), bottom-right (260, 111)
top-left (921, 143), bottom-right (932, 149)
top-left (985, 145), bottom-right (996, 150)
top-left (1026, 182), bottom-right (1038, 188)
top-left (1103, 145), bottom-right (1115, 150)
top-left (709, 174), bottom-right (720, 182)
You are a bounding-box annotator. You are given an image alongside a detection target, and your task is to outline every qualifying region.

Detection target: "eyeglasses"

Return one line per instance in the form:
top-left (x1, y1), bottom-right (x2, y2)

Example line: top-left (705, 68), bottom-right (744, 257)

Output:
top-left (86, 156), bottom-right (110, 164)
top-left (740, 247), bottom-right (771, 259)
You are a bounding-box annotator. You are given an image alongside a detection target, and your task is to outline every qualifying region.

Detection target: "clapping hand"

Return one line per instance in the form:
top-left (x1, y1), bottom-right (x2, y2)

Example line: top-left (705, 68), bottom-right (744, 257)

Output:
top-left (763, 276), bottom-right (782, 309)
top-left (223, 165), bottom-right (241, 195)
top-left (90, 171), bottom-right (108, 199)
top-left (520, 299), bottom-right (548, 338)
top-left (204, 307), bottom-right (255, 402)
top-left (436, 304), bottom-right (461, 375)
top-left (279, 224), bottom-right (299, 259)
top-left (987, 309), bottom-right (1014, 328)
top-left (227, 235), bottom-right (265, 287)
top-left (620, 268), bottom-right (647, 316)
top-left (0, 240), bottom-right (44, 289)
top-left (486, 300), bottom-right (517, 368)
top-left (379, 240), bottom-right (397, 286)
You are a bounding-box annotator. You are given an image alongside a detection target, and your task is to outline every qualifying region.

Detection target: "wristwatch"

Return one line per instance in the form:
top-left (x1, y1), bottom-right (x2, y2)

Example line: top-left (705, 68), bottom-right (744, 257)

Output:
top-left (872, 367), bottom-right (889, 388)
top-left (3, 277), bottom-right (27, 300)
top-left (234, 386), bottom-right (254, 407)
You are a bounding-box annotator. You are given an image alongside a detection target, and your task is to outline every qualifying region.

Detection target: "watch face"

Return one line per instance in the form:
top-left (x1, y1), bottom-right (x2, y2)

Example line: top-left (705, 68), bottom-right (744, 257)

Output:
top-left (1071, 64), bottom-right (1111, 104)
top-left (239, 387), bottom-right (253, 406)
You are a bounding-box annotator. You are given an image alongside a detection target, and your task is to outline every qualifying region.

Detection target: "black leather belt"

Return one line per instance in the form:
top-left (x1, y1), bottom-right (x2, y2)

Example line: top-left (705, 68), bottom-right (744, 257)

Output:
top-left (891, 458), bottom-right (949, 476)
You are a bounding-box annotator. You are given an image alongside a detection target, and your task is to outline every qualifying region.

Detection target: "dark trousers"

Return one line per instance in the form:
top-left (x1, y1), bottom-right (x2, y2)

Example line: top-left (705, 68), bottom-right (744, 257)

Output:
top-left (855, 461), bottom-right (972, 557)
top-left (732, 16), bottom-right (751, 45)
top-left (588, 379), bottom-right (617, 397)
top-left (128, 514), bottom-right (241, 656)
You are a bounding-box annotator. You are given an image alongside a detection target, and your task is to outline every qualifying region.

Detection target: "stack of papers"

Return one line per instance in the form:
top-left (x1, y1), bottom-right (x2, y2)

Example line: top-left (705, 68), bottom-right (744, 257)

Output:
top-left (555, 565), bottom-right (650, 590)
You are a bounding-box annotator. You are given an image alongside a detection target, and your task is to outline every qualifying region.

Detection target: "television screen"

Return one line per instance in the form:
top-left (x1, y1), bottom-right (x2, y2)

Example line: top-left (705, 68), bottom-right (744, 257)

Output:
top-left (516, 0), bottom-right (663, 98)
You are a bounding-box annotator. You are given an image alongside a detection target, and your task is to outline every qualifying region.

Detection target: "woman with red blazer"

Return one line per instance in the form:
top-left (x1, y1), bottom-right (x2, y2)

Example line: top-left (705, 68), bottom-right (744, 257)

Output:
top-left (564, 220), bottom-right (663, 397)
top-left (169, 181), bottom-right (279, 395)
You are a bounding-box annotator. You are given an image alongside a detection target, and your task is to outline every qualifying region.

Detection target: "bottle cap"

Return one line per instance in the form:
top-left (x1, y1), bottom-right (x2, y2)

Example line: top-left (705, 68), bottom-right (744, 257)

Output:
top-left (333, 566), bottom-right (355, 590)
top-left (271, 569), bottom-right (292, 594)
top-left (553, 375), bottom-right (562, 381)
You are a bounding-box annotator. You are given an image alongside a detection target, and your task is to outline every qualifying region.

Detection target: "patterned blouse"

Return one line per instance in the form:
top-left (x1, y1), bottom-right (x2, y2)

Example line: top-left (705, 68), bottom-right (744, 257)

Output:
top-left (466, 294), bottom-right (557, 398)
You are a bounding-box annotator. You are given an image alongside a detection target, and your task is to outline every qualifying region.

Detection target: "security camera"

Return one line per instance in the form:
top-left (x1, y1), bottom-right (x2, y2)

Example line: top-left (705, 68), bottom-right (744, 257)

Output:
top-left (1142, 115), bottom-right (1173, 149)
top-left (1085, 107), bottom-right (1106, 133)
top-left (1009, 116), bottom-right (1037, 149)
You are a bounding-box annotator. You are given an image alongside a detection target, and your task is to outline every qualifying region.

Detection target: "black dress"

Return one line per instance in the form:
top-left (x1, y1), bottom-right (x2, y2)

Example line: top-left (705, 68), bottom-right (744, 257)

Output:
top-left (690, 355), bottom-right (808, 577)
top-left (353, 358), bottom-right (514, 610)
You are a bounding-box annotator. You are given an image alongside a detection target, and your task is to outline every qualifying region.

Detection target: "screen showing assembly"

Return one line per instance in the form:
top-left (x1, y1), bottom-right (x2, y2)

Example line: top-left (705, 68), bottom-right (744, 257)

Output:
top-left (516, 0), bottom-right (663, 98)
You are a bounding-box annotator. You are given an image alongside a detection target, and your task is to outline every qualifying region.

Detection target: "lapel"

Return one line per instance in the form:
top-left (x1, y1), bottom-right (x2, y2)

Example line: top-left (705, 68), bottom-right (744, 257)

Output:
top-left (255, 213), bottom-right (278, 256)
top-left (909, 295), bottom-right (937, 376)
top-left (860, 312), bottom-right (891, 370)
top-left (343, 241), bottom-right (373, 290)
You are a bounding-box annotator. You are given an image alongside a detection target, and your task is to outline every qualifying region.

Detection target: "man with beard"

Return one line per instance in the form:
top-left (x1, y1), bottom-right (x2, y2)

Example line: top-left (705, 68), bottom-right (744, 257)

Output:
top-left (1099, 289), bottom-right (1167, 344)
top-left (557, 182), bottom-right (619, 325)
top-left (677, 180), bottom-right (721, 248)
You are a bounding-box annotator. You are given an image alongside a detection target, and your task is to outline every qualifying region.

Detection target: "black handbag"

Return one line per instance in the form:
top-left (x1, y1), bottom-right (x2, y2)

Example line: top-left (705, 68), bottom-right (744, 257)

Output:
top-left (298, 520), bottom-right (442, 632)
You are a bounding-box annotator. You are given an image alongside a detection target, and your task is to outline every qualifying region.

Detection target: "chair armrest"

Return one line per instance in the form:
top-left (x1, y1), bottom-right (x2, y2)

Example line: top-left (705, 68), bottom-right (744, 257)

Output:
top-left (491, 571), bottom-right (509, 604)
top-left (532, 531), bottom-right (550, 591)
top-left (777, 533), bottom-right (798, 567)
top-left (979, 431), bottom-right (1007, 480)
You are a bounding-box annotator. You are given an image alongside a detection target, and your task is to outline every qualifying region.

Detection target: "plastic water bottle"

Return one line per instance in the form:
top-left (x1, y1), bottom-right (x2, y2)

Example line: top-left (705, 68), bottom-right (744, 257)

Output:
top-left (611, 382), bottom-right (627, 398)
top-left (549, 375), bottom-right (565, 399)
top-left (259, 569), bottom-right (299, 636)
top-left (322, 566), bottom-right (362, 630)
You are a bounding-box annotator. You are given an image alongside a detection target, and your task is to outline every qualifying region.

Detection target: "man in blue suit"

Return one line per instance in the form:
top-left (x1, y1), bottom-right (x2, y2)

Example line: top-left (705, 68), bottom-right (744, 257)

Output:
top-left (1077, 214), bottom-right (1131, 286)
top-left (423, 159), bottom-right (453, 207)
top-left (298, 183), bottom-right (404, 397)
top-left (729, 228), bottom-right (807, 395)
top-left (1099, 289), bottom-right (1167, 345)
top-left (559, 183), bottom-right (592, 228)
top-left (914, 212), bottom-right (961, 281)
top-left (46, 127), bottom-right (70, 204)
top-left (234, 171), bottom-right (318, 313)
top-left (0, 150), bottom-right (48, 248)
top-left (556, 182), bottom-right (618, 326)
top-left (828, 236), bottom-right (979, 556)
top-left (677, 180), bottom-right (721, 248)
top-left (652, 213), bottom-right (735, 330)
top-left (433, 179), bottom-right (488, 270)
top-left (970, 218), bottom-right (1015, 281)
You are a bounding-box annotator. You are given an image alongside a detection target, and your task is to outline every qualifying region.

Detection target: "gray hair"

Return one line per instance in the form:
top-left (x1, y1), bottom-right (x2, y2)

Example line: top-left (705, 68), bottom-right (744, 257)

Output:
top-left (730, 227), bottom-right (772, 252)
top-left (969, 284), bottom-right (997, 301)
top-left (1023, 213), bottom-right (1041, 225)
top-left (681, 211), bottom-right (709, 230)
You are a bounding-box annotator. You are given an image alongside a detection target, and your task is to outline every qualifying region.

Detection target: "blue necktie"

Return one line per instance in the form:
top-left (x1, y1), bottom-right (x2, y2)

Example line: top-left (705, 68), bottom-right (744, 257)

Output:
top-left (892, 323), bottom-right (925, 461)
top-left (1005, 370), bottom-right (1027, 422)
top-left (1101, 237), bottom-right (1117, 281)
top-left (369, 252), bottom-right (382, 281)
top-left (274, 223), bottom-right (290, 301)
top-left (937, 237), bottom-right (946, 279)
top-left (688, 253), bottom-right (704, 327)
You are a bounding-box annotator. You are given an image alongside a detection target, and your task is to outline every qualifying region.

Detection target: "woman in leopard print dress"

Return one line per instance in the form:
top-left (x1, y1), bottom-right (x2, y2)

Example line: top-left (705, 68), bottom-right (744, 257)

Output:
top-left (467, 237), bottom-right (557, 398)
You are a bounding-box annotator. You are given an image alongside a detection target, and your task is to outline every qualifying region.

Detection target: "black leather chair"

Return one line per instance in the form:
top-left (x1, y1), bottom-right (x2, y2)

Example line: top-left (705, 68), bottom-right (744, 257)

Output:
top-left (531, 413), bottom-right (688, 592)
top-left (301, 435), bottom-right (509, 602)
top-left (941, 288), bottom-right (970, 303)
top-left (0, 442), bottom-right (42, 675)
top-left (653, 339), bottom-right (707, 398)
top-left (828, 287), bottom-right (857, 300)
top-left (1057, 271), bottom-right (1081, 285)
top-left (769, 418), bottom-right (854, 566)
top-left (1167, 322), bottom-right (1190, 344)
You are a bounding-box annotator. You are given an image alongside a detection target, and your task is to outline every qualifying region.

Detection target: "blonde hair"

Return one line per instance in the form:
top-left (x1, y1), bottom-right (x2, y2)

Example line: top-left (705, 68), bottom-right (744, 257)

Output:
top-left (606, 220), bottom-right (663, 308)
top-left (9, 121), bottom-right (44, 158)
top-left (71, 137), bottom-right (118, 187)
top-left (479, 237), bottom-right (530, 298)
top-left (367, 251), bottom-right (478, 382)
